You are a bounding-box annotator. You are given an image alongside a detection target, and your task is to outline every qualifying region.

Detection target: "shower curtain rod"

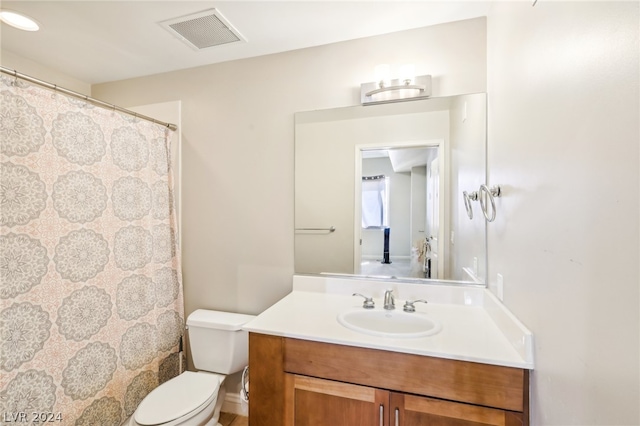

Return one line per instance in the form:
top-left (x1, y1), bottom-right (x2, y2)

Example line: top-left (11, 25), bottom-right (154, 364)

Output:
top-left (1, 66), bottom-right (178, 131)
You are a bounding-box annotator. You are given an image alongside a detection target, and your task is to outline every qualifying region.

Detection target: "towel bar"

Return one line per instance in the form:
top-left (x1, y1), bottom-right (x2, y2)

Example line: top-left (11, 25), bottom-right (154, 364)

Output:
top-left (295, 226), bottom-right (336, 233)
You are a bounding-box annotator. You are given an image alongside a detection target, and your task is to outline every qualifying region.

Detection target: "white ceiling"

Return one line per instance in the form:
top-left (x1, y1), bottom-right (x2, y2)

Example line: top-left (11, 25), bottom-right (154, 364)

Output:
top-left (363, 147), bottom-right (435, 172)
top-left (0, 1), bottom-right (490, 85)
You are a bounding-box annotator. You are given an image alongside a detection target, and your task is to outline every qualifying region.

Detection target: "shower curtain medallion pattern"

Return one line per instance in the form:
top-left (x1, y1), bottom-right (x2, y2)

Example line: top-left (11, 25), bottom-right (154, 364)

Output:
top-left (0, 74), bottom-right (184, 425)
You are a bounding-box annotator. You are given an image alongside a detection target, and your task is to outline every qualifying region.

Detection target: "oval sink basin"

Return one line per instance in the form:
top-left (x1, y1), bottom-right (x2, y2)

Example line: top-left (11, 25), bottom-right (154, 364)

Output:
top-left (337, 309), bottom-right (442, 338)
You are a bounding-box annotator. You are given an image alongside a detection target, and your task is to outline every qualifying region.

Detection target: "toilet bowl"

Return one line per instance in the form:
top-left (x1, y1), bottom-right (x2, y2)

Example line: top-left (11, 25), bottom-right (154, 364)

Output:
top-left (128, 310), bottom-right (255, 426)
top-left (128, 372), bottom-right (225, 426)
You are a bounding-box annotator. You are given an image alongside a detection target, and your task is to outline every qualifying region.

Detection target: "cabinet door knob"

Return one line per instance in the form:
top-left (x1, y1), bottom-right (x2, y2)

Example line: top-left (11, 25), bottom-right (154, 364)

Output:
top-left (379, 404), bottom-right (384, 426)
top-left (395, 408), bottom-right (400, 426)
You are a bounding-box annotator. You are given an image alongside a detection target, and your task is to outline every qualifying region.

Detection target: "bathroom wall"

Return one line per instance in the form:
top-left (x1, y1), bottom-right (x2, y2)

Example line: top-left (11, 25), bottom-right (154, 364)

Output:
top-left (486, 2), bottom-right (639, 424)
top-left (92, 17), bottom-right (487, 318)
top-left (1, 49), bottom-right (91, 93)
top-left (449, 93), bottom-right (487, 282)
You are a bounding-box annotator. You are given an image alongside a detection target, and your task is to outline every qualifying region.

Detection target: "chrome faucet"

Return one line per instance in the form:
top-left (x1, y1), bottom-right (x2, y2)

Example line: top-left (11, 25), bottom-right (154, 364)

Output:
top-left (383, 289), bottom-right (395, 310)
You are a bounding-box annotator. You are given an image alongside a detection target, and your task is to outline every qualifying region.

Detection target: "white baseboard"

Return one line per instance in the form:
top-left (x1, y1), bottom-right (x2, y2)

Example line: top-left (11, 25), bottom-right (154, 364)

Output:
top-left (221, 392), bottom-right (248, 416)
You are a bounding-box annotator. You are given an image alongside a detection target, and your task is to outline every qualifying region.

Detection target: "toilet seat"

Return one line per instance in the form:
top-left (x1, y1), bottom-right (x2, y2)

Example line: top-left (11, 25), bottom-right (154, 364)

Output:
top-left (134, 372), bottom-right (222, 426)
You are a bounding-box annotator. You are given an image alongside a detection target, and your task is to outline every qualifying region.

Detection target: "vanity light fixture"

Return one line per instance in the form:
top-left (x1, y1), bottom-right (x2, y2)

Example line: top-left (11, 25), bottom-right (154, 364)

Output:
top-left (0, 10), bottom-right (40, 31)
top-left (361, 63), bottom-right (431, 105)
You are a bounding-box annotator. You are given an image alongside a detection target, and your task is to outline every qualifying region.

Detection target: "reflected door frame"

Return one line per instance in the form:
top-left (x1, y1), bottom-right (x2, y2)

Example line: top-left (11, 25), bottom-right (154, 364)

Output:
top-left (354, 139), bottom-right (447, 276)
top-left (426, 157), bottom-right (441, 279)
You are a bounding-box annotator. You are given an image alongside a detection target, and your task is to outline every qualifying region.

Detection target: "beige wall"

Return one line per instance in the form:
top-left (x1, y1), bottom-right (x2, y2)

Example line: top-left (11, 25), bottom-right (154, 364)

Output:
top-left (1, 49), bottom-right (91, 94)
top-left (486, 2), bottom-right (639, 424)
top-left (449, 93), bottom-right (487, 282)
top-left (92, 18), bottom-right (487, 318)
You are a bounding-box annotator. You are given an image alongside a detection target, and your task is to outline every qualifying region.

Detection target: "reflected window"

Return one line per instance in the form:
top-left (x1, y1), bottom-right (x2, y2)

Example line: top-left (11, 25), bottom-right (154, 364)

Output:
top-left (362, 175), bottom-right (389, 228)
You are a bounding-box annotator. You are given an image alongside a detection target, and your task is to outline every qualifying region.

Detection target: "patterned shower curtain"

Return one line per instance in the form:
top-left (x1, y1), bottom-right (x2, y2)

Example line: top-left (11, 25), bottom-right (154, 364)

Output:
top-left (0, 74), bottom-right (184, 425)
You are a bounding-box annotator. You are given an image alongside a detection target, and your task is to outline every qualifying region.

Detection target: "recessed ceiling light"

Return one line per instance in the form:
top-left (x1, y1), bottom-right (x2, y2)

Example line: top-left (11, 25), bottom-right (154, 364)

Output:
top-left (0, 10), bottom-right (40, 31)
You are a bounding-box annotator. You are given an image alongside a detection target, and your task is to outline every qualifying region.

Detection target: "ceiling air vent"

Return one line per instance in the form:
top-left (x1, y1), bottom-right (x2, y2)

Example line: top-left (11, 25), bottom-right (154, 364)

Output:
top-left (160, 9), bottom-right (245, 50)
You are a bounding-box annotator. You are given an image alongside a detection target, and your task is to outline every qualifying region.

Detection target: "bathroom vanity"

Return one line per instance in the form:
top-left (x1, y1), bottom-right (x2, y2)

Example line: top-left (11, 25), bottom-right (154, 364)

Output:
top-left (244, 275), bottom-right (533, 426)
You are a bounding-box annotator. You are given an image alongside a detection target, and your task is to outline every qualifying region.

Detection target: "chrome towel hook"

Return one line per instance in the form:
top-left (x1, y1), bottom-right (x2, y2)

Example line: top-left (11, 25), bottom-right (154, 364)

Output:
top-left (479, 184), bottom-right (501, 222)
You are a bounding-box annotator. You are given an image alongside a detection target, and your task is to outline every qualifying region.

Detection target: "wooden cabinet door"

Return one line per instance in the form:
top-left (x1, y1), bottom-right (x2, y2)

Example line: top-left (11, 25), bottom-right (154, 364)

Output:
top-left (390, 393), bottom-right (525, 426)
top-left (285, 374), bottom-right (389, 426)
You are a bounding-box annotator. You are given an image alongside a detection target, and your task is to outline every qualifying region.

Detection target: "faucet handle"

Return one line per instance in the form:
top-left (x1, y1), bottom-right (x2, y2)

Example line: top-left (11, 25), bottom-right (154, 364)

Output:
top-left (403, 299), bottom-right (428, 313)
top-left (353, 293), bottom-right (375, 309)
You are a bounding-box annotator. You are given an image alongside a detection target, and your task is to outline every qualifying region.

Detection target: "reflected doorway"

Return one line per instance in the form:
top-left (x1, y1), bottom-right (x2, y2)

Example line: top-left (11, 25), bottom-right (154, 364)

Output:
top-left (356, 144), bottom-right (441, 279)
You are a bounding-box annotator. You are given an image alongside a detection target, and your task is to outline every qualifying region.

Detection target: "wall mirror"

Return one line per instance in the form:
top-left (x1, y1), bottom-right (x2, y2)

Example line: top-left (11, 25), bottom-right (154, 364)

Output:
top-left (294, 93), bottom-right (487, 285)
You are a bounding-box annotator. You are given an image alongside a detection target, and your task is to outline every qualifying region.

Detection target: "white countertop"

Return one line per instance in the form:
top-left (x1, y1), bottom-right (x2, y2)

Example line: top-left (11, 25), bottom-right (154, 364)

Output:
top-left (243, 275), bottom-right (534, 370)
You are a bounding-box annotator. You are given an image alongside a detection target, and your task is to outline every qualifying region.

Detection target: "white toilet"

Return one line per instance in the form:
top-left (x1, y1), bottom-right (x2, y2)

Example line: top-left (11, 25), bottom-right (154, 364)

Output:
top-left (129, 309), bottom-right (256, 426)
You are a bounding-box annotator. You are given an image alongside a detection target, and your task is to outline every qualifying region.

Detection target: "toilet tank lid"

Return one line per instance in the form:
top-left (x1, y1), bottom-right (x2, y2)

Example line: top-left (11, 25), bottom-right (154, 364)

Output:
top-left (187, 309), bottom-right (256, 331)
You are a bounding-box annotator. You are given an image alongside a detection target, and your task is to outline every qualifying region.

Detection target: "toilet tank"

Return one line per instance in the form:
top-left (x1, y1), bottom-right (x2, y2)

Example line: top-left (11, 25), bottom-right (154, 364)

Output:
top-left (186, 309), bottom-right (256, 374)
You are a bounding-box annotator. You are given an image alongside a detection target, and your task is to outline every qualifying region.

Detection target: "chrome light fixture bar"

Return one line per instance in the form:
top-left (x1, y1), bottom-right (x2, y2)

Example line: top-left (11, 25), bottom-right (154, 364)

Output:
top-left (361, 75), bottom-right (432, 105)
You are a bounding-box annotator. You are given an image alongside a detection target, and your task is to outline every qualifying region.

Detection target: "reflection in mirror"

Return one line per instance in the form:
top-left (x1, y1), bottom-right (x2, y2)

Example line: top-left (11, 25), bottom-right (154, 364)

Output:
top-left (358, 146), bottom-right (440, 280)
top-left (295, 93), bottom-right (486, 285)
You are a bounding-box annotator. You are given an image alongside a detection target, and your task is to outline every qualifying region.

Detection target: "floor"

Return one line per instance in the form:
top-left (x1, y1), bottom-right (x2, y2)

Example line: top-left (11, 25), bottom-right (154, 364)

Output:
top-left (219, 412), bottom-right (248, 426)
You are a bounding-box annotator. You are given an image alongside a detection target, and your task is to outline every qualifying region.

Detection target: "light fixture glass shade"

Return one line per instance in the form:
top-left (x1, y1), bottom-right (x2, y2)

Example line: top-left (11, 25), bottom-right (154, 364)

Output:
top-left (374, 64), bottom-right (391, 88)
top-left (399, 64), bottom-right (415, 84)
top-left (0, 10), bottom-right (40, 31)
